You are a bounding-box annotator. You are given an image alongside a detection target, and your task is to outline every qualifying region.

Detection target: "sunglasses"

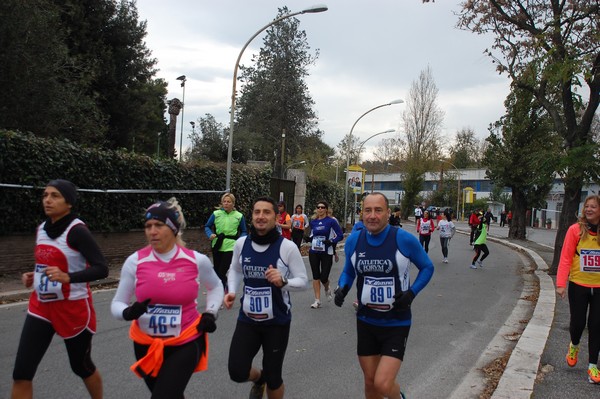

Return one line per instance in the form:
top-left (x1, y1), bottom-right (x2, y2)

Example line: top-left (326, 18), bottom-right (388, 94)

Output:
top-left (316, 206), bottom-right (326, 209)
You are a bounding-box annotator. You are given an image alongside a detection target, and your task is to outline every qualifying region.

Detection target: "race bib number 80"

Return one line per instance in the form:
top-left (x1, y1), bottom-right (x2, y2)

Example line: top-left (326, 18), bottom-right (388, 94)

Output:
top-left (243, 286), bottom-right (274, 321)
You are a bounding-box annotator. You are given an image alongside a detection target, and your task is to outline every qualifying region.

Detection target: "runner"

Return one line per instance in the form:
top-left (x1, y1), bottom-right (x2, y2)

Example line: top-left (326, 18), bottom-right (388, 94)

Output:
top-left (437, 210), bottom-right (456, 263)
top-left (307, 200), bottom-right (343, 308)
top-left (276, 200), bottom-right (292, 240)
top-left (470, 212), bottom-right (490, 269)
top-left (416, 210), bottom-right (435, 253)
top-left (12, 179), bottom-right (107, 399)
top-left (468, 209), bottom-right (480, 245)
top-left (205, 193), bottom-right (247, 291)
top-left (290, 204), bottom-right (309, 249)
top-left (111, 198), bottom-right (224, 397)
top-left (334, 192), bottom-right (434, 399)
top-left (224, 196), bottom-right (308, 399)
top-left (556, 194), bottom-right (600, 384)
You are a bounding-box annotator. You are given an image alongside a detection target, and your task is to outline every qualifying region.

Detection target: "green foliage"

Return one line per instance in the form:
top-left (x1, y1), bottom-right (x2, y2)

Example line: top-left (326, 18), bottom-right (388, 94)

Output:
top-left (305, 177), bottom-right (344, 224)
top-left (0, 0), bottom-right (167, 154)
top-left (400, 162), bottom-right (426, 221)
top-left (235, 7), bottom-right (324, 170)
top-left (0, 130), bottom-right (271, 234)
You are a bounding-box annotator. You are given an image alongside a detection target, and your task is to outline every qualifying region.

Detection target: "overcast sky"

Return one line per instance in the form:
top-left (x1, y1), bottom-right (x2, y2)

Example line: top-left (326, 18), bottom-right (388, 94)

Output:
top-left (136, 0), bottom-right (511, 159)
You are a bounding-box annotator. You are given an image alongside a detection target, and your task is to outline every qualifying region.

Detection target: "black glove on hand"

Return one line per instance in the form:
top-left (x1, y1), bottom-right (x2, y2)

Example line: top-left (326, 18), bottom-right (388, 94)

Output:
top-left (323, 239), bottom-right (332, 246)
top-left (122, 298), bottom-right (151, 321)
top-left (197, 313), bottom-right (217, 334)
top-left (334, 285), bottom-right (350, 307)
top-left (393, 290), bottom-right (415, 311)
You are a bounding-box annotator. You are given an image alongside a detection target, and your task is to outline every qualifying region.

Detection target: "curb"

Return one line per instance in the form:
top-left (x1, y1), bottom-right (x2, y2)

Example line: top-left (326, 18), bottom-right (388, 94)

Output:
top-left (489, 240), bottom-right (555, 398)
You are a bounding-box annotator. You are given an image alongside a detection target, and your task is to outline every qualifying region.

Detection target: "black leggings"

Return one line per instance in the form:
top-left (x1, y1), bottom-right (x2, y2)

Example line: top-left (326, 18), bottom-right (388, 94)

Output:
top-left (13, 315), bottom-right (96, 381)
top-left (472, 244), bottom-right (489, 263)
top-left (419, 234), bottom-right (431, 253)
top-left (228, 321), bottom-right (290, 391)
top-left (213, 250), bottom-right (234, 289)
top-left (134, 334), bottom-right (205, 399)
top-left (440, 237), bottom-right (450, 258)
top-left (309, 252), bottom-right (333, 284)
top-left (291, 228), bottom-right (304, 249)
top-left (568, 281), bottom-right (600, 364)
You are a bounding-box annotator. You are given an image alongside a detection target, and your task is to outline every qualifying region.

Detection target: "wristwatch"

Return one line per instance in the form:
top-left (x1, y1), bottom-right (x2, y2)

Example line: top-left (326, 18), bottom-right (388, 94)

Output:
top-left (281, 275), bottom-right (288, 286)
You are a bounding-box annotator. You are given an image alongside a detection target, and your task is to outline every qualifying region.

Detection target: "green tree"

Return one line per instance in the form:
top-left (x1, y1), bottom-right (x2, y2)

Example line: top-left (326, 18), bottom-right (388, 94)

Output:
top-left (449, 128), bottom-right (480, 168)
top-left (188, 114), bottom-right (228, 162)
top-left (485, 81), bottom-right (560, 239)
top-left (458, 0), bottom-right (600, 273)
top-left (235, 7), bottom-right (323, 174)
top-left (0, 0), bottom-right (167, 153)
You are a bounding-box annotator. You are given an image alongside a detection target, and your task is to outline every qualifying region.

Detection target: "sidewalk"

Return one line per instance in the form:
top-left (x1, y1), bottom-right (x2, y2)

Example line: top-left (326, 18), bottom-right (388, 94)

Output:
top-left (453, 220), bottom-right (598, 398)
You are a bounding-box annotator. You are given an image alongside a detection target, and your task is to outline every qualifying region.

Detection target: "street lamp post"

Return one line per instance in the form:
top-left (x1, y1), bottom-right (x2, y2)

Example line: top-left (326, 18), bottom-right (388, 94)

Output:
top-left (176, 75), bottom-right (187, 161)
top-left (438, 159), bottom-right (461, 219)
top-left (189, 121), bottom-right (196, 155)
top-left (343, 99), bottom-right (404, 228)
top-left (354, 129), bottom-right (395, 164)
top-left (225, 5), bottom-right (328, 192)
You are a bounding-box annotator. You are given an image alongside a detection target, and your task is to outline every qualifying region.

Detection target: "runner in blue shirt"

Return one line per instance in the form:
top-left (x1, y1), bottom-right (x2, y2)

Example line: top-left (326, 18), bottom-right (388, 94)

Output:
top-left (334, 192), bottom-right (434, 399)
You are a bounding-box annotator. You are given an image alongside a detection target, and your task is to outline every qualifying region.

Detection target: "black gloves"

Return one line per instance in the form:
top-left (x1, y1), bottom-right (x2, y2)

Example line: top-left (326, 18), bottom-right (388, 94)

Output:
top-left (122, 298), bottom-right (151, 321)
top-left (323, 239), bottom-right (332, 246)
top-left (334, 285), bottom-right (350, 307)
top-left (197, 312), bottom-right (217, 334)
top-left (393, 290), bottom-right (415, 311)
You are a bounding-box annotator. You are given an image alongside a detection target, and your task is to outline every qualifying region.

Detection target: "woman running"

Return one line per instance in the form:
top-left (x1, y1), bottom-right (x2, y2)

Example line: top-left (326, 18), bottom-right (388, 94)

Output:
top-left (556, 194), bottom-right (600, 384)
top-left (437, 210), bottom-right (456, 263)
top-left (111, 198), bottom-right (224, 397)
top-left (290, 204), bottom-right (309, 249)
top-left (12, 179), bottom-right (107, 399)
top-left (416, 210), bottom-right (435, 253)
top-left (470, 212), bottom-right (489, 269)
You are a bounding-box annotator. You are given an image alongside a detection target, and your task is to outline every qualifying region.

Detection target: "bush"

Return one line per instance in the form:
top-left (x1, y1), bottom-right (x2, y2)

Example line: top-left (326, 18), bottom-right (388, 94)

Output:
top-left (0, 130), bottom-right (271, 234)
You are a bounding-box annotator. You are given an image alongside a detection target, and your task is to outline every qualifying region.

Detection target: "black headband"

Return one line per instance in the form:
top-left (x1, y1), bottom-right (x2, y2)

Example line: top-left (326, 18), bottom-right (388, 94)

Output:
top-left (145, 202), bottom-right (180, 234)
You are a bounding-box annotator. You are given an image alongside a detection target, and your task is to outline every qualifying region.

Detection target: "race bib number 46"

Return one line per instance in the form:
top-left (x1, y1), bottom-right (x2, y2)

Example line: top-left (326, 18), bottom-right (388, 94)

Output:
top-left (138, 304), bottom-right (182, 337)
top-left (581, 249), bottom-right (600, 272)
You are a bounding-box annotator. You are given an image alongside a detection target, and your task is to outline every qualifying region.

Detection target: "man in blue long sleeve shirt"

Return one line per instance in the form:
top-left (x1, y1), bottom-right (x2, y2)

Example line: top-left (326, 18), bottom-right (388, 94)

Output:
top-left (334, 192), bottom-right (434, 399)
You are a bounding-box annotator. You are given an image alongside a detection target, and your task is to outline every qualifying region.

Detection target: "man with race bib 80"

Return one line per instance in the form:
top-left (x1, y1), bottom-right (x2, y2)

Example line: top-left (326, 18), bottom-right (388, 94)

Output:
top-left (224, 196), bottom-right (308, 399)
top-left (334, 192), bottom-right (434, 399)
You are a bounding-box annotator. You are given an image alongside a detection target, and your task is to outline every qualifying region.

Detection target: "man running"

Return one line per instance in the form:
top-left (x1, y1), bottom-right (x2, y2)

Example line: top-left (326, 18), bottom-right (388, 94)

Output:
top-left (224, 196), bottom-right (308, 399)
top-left (334, 192), bottom-right (434, 399)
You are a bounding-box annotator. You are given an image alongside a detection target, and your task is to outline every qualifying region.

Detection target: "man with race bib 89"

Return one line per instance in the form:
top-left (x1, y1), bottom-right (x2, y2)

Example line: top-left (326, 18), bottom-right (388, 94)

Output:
top-left (224, 196), bottom-right (308, 399)
top-left (334, 192), bottom-right (434, 399)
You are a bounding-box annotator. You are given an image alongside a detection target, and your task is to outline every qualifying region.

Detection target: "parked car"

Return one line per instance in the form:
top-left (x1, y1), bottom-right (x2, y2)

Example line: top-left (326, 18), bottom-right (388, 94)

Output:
top-left (438, 206), bottom-right (454, 218)
top-left (426, 205), bottom-right (438, 218)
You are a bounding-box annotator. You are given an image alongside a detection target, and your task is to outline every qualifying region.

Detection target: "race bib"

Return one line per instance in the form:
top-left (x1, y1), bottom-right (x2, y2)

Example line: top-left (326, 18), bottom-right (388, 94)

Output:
top-left (292, 219), bottom-right (302, 229)
top-left (138, 304), bottom-right (182, 337)
top-left (580, 249), bottom-right (600, 273)
top-left (243, 286), bottom-right (274, 321)
top-left (361, 276), bottom-right (395, 312)
top-left (311, 235), bottom-right (326, 251)
top-left (34, 264), bottom-right (64, 302)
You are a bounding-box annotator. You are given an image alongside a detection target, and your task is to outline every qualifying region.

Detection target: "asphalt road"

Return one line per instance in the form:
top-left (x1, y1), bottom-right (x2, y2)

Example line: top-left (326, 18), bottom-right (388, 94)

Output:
top-left (0, 226), bottom-right (530, 399)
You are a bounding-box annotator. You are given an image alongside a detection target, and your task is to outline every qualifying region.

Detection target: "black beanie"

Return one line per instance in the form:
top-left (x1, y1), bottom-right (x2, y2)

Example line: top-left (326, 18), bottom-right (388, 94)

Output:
top-left (47, 179), bottom-right (77, 205)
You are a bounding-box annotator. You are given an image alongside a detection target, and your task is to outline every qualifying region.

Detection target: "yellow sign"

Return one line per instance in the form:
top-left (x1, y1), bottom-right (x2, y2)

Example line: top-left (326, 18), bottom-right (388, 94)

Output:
top-left (463, 187), bottom-right (474, 204)
top-left (348, 165), bottom-right (366, 194)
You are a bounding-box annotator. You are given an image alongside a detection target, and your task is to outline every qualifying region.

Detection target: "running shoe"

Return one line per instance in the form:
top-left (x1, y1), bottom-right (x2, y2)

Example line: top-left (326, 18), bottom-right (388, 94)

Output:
top-left (477, 260), bottom-right (483, 268)
top-left (352, 300), bottom-right (359, 310)
top-left (470, 264), bottom-right (477, 269)
top-left (325, 289), bottom-right (333, 301)
top-left (310, 299), bottom-right (321, 309)
top-left (566, 342), bottom-right (579, 367)
top-left (443, 258), bottom-right (448, 263)
top-left (588, 365), bottom-right (600, 384)
top-left (249, 381), bottom-right (266, 398)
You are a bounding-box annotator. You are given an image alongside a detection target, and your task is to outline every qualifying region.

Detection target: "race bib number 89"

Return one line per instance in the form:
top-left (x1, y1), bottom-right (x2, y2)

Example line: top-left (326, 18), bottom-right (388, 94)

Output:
top-left (361, 276), bottom-right (395, 312)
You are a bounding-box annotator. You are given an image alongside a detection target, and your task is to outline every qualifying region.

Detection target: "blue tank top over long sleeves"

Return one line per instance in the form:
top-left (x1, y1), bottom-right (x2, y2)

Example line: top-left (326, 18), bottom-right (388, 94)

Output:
top-left (308, 216), bottom-right (343, 254)
top-left (237, 236), bottom-right (292, 325)
top-left (338, 225), bottom-right (434, 327)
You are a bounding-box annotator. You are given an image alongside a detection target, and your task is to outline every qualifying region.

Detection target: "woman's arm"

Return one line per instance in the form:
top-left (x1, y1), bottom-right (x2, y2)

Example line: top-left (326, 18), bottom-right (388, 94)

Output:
top-left (67, 224), bottom-right (109, 283)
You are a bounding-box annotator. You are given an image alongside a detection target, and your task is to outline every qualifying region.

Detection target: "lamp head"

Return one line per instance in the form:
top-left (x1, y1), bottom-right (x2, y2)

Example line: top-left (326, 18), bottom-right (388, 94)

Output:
top-left (177, 75), bottom-right (187, 87)
top-left (388, 99), bottom-right (404, 105)
top-left (190, 121), bottom-right (195, 127)
top-left (299, 160), bottom-right (306, 165)
top-left (302, 4), bottom-right (328, 13)
top-left (384, 129), bottom-right (396, 133)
